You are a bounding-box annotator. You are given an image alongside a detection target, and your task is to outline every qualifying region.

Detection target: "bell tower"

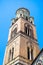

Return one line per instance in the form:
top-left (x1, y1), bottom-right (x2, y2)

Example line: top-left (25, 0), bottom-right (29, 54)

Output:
top-left (3, 8), bottom-right (40, 65)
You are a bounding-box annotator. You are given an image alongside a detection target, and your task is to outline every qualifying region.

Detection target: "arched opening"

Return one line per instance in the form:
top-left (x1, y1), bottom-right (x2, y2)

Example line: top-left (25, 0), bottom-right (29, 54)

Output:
top-left (20, 14), bottom-right (22, 17)
top-left (25, 26), bottom-right (27, 34)
top-left (29, 28), bottom-right (33, 38)
top-left (8, 49), bottom-right (11, 61)
top-left (31, 21), bottom-right (33, 24)
top-left (12, 48), bottom-right (14, 60)
top-left (24, 23), bottom-right (33, 38)
top-left (26, 16), bottom-right (28, 20)
top-left (11, 27), bottom-right (17, 38)
top-left (27, 47), bottom-right (30, 59)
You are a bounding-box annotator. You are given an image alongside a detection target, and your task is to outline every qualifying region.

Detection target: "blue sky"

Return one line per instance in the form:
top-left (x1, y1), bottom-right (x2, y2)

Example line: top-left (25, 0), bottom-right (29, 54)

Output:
top-left (0, 0), bottom-right (43, 65)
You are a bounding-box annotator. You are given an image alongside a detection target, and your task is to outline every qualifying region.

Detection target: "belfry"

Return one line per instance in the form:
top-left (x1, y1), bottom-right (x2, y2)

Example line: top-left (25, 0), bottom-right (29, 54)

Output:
top-left (3, 8), bottom-right (40, 65)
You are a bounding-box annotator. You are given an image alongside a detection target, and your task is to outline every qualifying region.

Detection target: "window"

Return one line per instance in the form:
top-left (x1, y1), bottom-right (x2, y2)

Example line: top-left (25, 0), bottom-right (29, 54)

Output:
top-left (28, 28), bottom-right (29, 36)
top-left (8, 48), bottom-right (14, 62)
top-left (12, 48), bottom-right (14, 60)
top-left (27, 47), bottom-right (30, 59)
top-left (20, 14), bottom-right (22, 17)
top-left (8, 49), bottom-right (11, 61)
top-left (31, 49), bottom-right (33, 60)
top-left (11, 28), bottom-right (17, 38)
top-left (31, 21), bottom-right (32, 24)
top-left (26, 17), bottom-right (28, 20)
top-left (24, 24), bottom-right (33, 38)
top-left (29, 29), bottom-right (33, 38)
top-left (25, 26), bottom-right (27, 34)
top-left (25, 25), bottom-right (29, 35)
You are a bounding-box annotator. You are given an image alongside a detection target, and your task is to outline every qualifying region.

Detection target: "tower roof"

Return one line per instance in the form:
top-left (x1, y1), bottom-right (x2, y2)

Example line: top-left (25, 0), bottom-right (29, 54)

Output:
top-left (16, 7), bottom-right (30, 15)
top-left (16, 7), bottom-right (30, 19)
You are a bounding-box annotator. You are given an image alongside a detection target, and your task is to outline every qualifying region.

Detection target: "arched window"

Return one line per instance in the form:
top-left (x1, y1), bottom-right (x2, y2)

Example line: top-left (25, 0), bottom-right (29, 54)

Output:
top-left (26, 16), bottom-right (28, 20)
top-left (11, 27), bottom-right (17, 38)
top-left (25, 26), bottom-right (27, 34)
top-left (29, 28), bottom-right (33, 38)
top-left (27, 47), bottom-right (30, 59)
top-left (24, 23), bottom-right (33, 38)
top-left (12, 48), bottom-right (14, 60)
top-left (8, 49), bottom-right (11, 61)
top-left (31, 21), bottom-right (33, 24)
top-left (31, 49), bottom-right (33, 60)
top-left (24, 24), bottom-right (29, 35)
top-left (20, 14), bottom-right (22, 17)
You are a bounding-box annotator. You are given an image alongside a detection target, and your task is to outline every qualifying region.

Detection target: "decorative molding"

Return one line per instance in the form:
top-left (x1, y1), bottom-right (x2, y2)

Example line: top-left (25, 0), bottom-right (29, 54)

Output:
top-left (5, 55), bottom-right (31, 65)
top-left (10, 17), bottom-right (35, 28)
top-left (7, 31), bottom-right (38, 46)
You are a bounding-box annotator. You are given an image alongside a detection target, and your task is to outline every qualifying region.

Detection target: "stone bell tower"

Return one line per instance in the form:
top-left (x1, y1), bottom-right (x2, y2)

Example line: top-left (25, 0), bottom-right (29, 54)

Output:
top-left (3, 8), bottom-right (40, 65)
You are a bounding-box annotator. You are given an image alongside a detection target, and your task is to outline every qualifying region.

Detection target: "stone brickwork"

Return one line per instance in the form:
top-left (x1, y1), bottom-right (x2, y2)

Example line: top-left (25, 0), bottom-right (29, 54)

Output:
top-left (3, 8), bottom-right (40, 65)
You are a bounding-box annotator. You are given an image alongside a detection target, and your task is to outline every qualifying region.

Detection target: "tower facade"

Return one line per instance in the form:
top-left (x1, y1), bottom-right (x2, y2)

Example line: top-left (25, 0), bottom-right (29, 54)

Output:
top-left (3, 8), bottom-right (40, 65)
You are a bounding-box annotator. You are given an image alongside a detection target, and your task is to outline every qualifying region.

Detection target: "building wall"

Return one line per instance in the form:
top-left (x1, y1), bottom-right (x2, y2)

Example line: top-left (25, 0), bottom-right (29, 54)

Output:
top-left (3, 18), bottom-right (40, 65)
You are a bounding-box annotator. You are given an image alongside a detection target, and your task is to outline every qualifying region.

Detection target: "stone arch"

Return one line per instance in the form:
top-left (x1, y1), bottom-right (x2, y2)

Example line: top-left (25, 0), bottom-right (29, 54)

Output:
top-left (24, 23), bottom-right (33, 38)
